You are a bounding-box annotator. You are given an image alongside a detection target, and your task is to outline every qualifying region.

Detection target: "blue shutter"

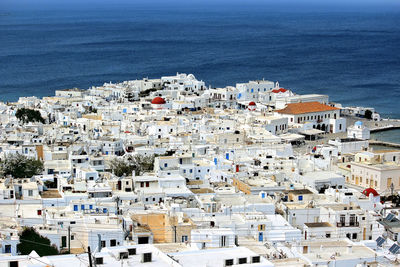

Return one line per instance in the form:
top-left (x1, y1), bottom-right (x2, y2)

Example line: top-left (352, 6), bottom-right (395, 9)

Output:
top-left (259, 232), bottom-right (263, 242)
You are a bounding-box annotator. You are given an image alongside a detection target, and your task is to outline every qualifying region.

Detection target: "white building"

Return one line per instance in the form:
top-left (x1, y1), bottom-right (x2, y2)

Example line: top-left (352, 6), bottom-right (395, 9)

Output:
top-left (347, 121), bottom-right (370, 140)
top-left (276, 101), bottom-right (345, 133)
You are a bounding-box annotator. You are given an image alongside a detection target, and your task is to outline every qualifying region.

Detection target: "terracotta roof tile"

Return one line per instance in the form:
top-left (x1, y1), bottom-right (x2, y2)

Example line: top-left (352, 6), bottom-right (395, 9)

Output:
top-left (276, 101), bottom-right (339, 115)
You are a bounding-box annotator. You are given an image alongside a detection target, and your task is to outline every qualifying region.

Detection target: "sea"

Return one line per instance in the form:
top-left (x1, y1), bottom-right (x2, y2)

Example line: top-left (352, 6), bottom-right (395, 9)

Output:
top-left (371, 129), bottom-right (400, 144)
top-left (1, 2), bottom-right (400, 118)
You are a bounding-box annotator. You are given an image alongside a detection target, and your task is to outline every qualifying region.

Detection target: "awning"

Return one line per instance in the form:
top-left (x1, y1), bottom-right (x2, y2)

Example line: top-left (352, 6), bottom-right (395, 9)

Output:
top-left (299, 129), bottom-right (324, 136)
top-left (280, 133), bottom-right (306, 142)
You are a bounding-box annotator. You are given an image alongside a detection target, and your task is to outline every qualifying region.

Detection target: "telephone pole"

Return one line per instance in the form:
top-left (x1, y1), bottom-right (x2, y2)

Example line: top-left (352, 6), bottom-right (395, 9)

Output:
top-left (88, 246), bottom-right (93, 267)
top-left (68, 226), bottom-right (71, 254)
top-left (173, 226), bottom-right (177, 243)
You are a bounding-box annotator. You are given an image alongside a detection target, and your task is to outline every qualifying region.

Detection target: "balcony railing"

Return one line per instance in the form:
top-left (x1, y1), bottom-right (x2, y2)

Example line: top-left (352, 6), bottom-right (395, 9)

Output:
top-left (337, 222), bottom-right (359, 227)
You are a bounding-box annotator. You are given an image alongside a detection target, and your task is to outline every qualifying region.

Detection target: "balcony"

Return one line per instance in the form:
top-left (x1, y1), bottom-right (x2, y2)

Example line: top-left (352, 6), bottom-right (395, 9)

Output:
top-left (349, 221), bottom-right (359, 227)
top-left (337, 221), bottom-right (359, 227)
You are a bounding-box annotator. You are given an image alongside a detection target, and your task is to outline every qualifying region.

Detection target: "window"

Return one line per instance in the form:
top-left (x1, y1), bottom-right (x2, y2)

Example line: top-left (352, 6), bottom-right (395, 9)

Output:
top-left (119, 252), bottom-right (129, 259)
top-left (352, 233), bottom-right (357, 239)
top-left (387, 178), bottom-right (392, 188)
top-left (146, 182), bottom-right (149, 187)
top-left (9, 261), bottom-right (18, 267)
top-left (143, 253), bottom-right (152, 263)
top-left (140, 182), bottom-right (144, 187)
top-left (238, 258), bottom-right (247, 264)
top-left (258, 224), bottom-right (265, 231)
top-left (37, 210), bottom-right (42, 216)
top-left (5, 245), bottom-right (11, 253)
top-left (340, 215), bottom-right (345, 225)
top-left (251, 256), bottom-right (260, 263)
top-left (225, 259), bottom-right (234, 266)
top-left (182, 235), bottom-right (188, 242)
top-left (28, 190), bottom-right (33, 196)
top-left (128, 248), bottom-right (136, 255)
top-left (110, 239), bottom-right (116, 247)
top-left (220, 236), bottom-right (227, 247)
top-left (101, 241), bottom-right (106, 248)
top-left (71, 235), bottom-right (75, 240)
top-left (95, 257), bottom-right (104, 265)
top-left (298, 195), bottom-right (303, 201)
top-left (326, 233), bottom-right (331, 238)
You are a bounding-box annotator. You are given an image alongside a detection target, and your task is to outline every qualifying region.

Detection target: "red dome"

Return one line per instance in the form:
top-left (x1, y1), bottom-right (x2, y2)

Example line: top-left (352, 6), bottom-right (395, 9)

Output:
top-left (151, 97), bottom-right (166, 104)
top-left (248, 101), bottom-right (256, 106)
top-left (362, 188), bottom-right (379, 197)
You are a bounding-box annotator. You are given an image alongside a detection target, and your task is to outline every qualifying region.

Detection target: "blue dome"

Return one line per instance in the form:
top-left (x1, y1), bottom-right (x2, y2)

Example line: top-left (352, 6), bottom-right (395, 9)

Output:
top-left (355, 121), bottom-right (363, 126)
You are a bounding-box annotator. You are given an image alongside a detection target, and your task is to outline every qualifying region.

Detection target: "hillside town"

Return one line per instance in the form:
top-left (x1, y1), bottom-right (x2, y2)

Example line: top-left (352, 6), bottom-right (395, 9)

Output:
top-left (0, 73), bottom-right (398, 267)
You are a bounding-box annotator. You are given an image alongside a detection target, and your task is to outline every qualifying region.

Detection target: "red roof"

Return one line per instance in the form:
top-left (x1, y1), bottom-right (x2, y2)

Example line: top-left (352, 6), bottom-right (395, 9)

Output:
top-left (276, 102), bottom-right (339, 115)
top-left (272, 88), bottom-right (288, 93)
top-left (248, 101), bottom-right (256, 106)
top-left (151, 97), bottom-right (166, 104)
top-left (362, 188), bottom-right (379, 197)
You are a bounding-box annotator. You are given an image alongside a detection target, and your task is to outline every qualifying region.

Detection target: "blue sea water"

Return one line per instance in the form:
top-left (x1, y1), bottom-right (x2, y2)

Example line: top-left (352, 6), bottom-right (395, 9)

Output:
top-left (0, 3), bottom-right (400, 116)
top-left (371, 129), bottom-right (400, 144)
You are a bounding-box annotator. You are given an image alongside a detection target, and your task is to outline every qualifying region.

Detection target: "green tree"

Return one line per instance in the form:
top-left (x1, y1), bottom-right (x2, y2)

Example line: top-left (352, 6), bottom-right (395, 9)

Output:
top-left (0, 153), bottom-right (43, 178)
top-left (109, 158), bottom-right (135, 177)
top-left (15, 108), bottom-right (45, 124)
top-left (364, 110), bottom-right (373, 120)
top-left (109, 155), bottom-right (155, 177)
top-left (131, 154), bottom-right (155, 175)
top-left (18, 227), bottom-right (59, 256)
